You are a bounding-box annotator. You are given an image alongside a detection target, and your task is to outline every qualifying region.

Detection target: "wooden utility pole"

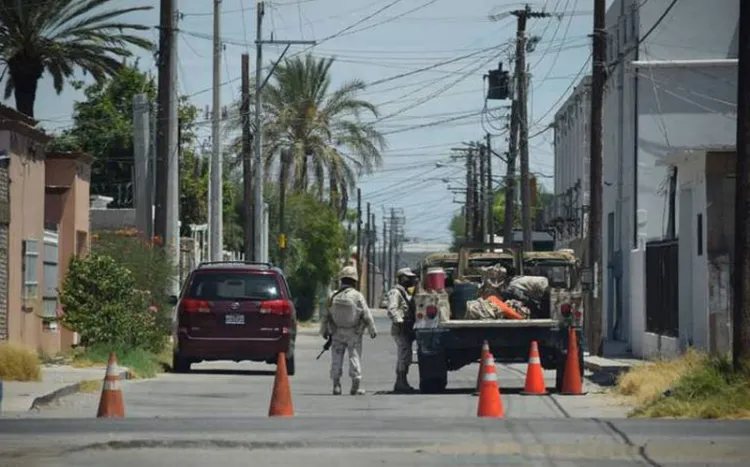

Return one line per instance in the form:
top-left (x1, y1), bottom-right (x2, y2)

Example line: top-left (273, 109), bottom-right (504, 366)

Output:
top-left (466, 152), bottom-right (473, 242)
top-left (734, 0), bottom-right (750, 373)
top-left (512, 5), bottom-right (551, 252)
top-left (154, 0), bottom-right (176, 243)
top-left (504, 100), bottom-right (519, 244)
top-left (382, 219), bottom-right (387, 295)
top-left (588, 0), bottom-right (607, 356)
top-left (278, 151), bottom-right (288, 269)
top-left (356, 188), bottom-right (362, 282)
top-left (241, 53), bottom-right (254, 261)
top-left (479, 142), bottom-right (487, 242)
top-left (368, 203), bottom-right (373, 300)
top-left (486, 133), bottom-right (494, 244)
top-left (472, 148), bottom-right (481, 242)
top-left (370, 212), bottom-right (376, 306)
top-left (388, 209), bottom-right (395, 286)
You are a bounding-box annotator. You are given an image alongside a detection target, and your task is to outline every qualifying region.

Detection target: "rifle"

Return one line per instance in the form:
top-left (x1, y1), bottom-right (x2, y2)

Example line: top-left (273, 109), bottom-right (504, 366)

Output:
top-left (316, 336), bottom-right (333, 360)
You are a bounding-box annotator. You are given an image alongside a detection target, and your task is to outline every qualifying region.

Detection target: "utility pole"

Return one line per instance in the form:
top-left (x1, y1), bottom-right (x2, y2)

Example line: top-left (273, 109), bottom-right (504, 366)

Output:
top-left (467, 153), bottom-right (473, 242)
top-left (734, 0), bottom-right (750, 373)
top-left (365, 203), bottom-right (371, 301)
top-left (389, 208), bottom-right (395, 283)
top-left (486, 133), bottom-right (494, 245)
top-left (133, 93), bottom-right (151, 240)
top-left (241, 53), bottom-right (254, 261)
top-left (278, 151), bottom-right (288, 269)
top-left (511, 5), bottom-right (550, 252)
top-left (472, 148), bottom-right (481, 242)
top-left (382, 219), bottom-right (387, 294)
top-left (504, 99), bottom-right (519, 245)
top-left (370, 212), bottom-right (376, 306)
top-left (588, 0), bottom-right (606, 356)
top-left (155, 0), bottom-right (179, 294)
top-left (209, 0), bottom-right (223, 261)
top-left (356, 188), bottom-right (362, 281)
top-left (154, 0), bottom-right (176, 245)
top-left (253, 1), bottom-right (315, 261)
top-left (478, 142), bottom-right (487, 242)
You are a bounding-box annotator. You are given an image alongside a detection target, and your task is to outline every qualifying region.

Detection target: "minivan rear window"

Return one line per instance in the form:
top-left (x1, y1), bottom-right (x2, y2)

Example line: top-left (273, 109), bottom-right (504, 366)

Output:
top-left (186, 272), bottom-right (281, 301)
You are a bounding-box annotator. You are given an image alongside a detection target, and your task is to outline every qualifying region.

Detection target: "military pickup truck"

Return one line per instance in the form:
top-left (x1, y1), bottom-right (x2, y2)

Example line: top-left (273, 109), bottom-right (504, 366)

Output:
top-left (412, 243), bottom-right (584, 393)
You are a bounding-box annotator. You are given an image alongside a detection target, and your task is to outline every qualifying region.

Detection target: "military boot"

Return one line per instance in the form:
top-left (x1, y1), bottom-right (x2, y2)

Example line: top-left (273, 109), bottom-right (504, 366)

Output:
top-left (393, 371), bottom-right (416, 394)
top-left (333, 379), bottom-right (342, 395)
top-left (350, 379), bottom-right (365, 395)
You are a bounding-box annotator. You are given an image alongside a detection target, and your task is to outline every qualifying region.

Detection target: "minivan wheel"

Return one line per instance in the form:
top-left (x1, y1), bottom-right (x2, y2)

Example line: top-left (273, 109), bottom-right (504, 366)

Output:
top-left (285, 354), bottom-right (296, 376)
top-left (172, 353), bottom-right (191, 373)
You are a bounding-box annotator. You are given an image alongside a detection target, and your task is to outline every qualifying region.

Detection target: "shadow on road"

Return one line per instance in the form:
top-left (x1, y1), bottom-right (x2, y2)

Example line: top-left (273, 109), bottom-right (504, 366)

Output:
top-left (177, 369), bottom-right (276, 377)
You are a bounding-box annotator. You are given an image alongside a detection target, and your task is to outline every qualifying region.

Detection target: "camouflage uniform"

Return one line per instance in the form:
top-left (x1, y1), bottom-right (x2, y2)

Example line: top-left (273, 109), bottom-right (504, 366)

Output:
top-left (320, 267), bottom-right (377, 395)
top-left (387, 268), bottom-right (418, 393)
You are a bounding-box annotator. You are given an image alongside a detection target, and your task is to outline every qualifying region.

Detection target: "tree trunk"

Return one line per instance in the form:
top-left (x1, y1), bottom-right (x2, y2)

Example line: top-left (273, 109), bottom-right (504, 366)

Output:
top-left (8, 59), bottom-right (44, 118)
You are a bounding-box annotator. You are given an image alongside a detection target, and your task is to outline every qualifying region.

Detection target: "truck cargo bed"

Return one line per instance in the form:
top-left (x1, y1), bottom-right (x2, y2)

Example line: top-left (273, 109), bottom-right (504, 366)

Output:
top-left (440, 319), bottom-right (557, 328)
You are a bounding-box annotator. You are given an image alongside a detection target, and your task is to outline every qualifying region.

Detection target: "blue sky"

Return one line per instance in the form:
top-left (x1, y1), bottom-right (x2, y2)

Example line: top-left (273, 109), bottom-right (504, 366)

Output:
top-left (22, 0), bottom-right (594, 245)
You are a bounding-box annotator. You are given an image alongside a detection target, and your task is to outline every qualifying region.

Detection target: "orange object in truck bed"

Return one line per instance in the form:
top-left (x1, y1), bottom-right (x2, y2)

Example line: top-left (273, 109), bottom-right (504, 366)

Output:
top-left (486, 295), bottom-right (524, 320)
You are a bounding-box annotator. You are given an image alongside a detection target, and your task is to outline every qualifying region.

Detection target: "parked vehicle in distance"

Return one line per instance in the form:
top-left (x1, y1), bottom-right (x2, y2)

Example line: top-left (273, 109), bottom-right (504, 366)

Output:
top-left (170, 261), bottom-right (297, 375)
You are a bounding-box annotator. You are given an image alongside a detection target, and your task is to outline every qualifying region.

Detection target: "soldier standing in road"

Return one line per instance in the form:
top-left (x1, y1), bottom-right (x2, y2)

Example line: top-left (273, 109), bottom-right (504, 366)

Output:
top-left (387, 267), bottom-right (418, 393)
top-left (319, 265), bottom-right (377, 396)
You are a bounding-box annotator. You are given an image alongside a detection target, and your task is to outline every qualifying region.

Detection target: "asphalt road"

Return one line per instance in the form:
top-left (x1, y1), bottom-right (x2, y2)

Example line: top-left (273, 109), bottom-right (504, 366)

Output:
top-left (1, 315), bottom-right (749, 465)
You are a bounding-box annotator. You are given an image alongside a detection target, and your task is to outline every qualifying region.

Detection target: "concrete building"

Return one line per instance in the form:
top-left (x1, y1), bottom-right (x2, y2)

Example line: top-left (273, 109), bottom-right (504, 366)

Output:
top-left (0, 105), bottom-right (92, 354)
top-left (546, 76), bottom-right (591, 255)
top-left (544, 0), bottom-right (738, 359)
top-left (602, 0), bottom-right (738, 358)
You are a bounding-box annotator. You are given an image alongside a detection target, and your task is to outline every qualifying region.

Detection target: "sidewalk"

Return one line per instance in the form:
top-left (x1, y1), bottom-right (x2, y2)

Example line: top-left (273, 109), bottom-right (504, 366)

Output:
top-left (1, 364), bottom-right (129, 416)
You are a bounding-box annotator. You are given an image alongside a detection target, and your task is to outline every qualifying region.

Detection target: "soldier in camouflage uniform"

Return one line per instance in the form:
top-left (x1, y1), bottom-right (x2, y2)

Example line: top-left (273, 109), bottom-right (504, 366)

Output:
top-left (320, 265), bottom-right (377, 395)
top-left (387, 267), bottom-right (418, 393)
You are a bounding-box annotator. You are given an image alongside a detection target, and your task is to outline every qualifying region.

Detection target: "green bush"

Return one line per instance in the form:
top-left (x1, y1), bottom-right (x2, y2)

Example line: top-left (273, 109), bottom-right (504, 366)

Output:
top-left (59, 253), bottom-right (168, 352)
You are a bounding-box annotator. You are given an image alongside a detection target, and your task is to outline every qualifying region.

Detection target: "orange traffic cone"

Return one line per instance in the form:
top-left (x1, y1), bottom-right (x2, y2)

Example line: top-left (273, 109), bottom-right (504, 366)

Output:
top-left (96, 352), bottom-right (125, 418)
top-left (521, 341), bottom-right (548, 395)
top-left (476, 352), bottom-right (504, 418)
top-left (473, 340), bottom-right (491, 395)
top-left (560, 327), bottom-right (585, 395)
top-left (268, 352), bottom-right (294, 417)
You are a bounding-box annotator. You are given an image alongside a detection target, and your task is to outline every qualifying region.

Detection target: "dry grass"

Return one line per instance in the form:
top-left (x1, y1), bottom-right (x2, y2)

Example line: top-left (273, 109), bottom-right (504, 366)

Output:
top-left (614, 349), bottom-right (705, 407)
top-left (615, 350), bottom-right (750, 419)
top-left (77, 379), bottom-right (103, 393)
top-left (0, 342), bottom-right (42, 382)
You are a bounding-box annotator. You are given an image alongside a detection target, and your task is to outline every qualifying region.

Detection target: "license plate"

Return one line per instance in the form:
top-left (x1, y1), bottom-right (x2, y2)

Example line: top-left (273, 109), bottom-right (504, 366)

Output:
top-left (225, 314), bottom-right (245, 325)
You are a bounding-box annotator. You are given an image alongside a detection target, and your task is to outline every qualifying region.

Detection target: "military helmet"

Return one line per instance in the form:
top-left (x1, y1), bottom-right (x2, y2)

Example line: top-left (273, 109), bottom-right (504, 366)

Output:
top-left (339, 265), bottom-right (358, 282)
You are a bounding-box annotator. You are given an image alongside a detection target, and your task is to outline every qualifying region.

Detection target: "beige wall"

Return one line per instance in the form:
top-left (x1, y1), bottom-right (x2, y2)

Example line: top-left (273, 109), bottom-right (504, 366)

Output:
top-left (45, 155), bottom-right (91, 351)
top-left (3, 130), bottom-right (51, 352)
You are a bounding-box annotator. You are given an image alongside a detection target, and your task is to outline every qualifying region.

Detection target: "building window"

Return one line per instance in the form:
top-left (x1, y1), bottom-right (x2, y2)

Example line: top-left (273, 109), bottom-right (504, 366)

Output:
top-left (43, 236), bottom-right (60, 319)
top-left (22, 239), bottom-right (39, 299)
top-left (697, 214), bottom-right (703, 256)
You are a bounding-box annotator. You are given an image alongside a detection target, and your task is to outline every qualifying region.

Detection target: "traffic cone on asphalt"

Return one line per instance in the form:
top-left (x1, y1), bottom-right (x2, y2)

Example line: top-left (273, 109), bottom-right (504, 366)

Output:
top-left (521, 341), bottom-right (548, 395)
top-left (473, 340), bottom-right (492, 395)
top-left (476, 352), bottom-right (504, 418)
top-left (560, 327), bottom-right (585, 395)
top-left (96, 352), bottom-right (125, 418)
top-left (268, 352), bottom-right (294, 417)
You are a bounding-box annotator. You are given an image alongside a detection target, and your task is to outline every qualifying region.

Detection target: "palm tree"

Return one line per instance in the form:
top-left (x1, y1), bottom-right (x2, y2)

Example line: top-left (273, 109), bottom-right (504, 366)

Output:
top-left (260, 54), bottom-right (386, 215)
top-left (0, 0), bottom-right (153, 117)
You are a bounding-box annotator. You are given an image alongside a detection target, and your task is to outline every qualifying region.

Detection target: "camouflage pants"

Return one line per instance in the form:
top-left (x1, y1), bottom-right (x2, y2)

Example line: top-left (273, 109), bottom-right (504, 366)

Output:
top-left (393, 333), bottom-right (413, 374)
top-left (330, 329), bottom-right (363, 381)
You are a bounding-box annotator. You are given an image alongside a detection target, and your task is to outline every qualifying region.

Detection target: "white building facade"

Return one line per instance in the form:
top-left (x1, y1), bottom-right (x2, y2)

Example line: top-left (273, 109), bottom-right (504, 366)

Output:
top-left (548, 0), bottom-right (739, 359)
top-left (547, 76), bottom-right (591, 255)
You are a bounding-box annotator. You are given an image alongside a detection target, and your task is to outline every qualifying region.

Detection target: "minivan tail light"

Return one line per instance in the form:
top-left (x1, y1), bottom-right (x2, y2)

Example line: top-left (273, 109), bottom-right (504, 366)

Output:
top-left (182, 299), bottom-right (210, 313)
top-left (260, 299), bottom-right (293, 316)
top-left (425, 305), bottom-right (438, 320)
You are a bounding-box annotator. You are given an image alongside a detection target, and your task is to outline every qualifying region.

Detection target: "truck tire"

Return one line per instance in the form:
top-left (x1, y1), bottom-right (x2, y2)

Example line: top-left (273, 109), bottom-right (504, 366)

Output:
top-left (417, 350), bottom-right (448, 394)
top-left (419, 376), bottom-right (447, 394)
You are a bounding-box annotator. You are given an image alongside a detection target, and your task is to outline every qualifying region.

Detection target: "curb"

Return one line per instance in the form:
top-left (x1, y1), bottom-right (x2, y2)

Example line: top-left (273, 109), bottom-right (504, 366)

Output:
top-left (29, 369), bottom-right (131, 412)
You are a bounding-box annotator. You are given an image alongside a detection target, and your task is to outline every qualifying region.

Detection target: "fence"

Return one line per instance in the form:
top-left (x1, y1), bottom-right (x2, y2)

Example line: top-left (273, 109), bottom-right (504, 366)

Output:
top-left (645, 238), bottom-right (679, 337)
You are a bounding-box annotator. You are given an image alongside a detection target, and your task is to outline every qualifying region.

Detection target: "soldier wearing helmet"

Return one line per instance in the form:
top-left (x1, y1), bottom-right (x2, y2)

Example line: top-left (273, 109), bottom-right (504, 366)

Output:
top-left (387, 267), bottom-right (419, 393)
top-left (319, 265), bottom-right (377, 395)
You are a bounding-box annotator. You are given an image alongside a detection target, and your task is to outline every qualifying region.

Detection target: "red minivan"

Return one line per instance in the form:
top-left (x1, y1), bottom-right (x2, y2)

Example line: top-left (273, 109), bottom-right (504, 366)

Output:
top-left (170, 261), bottom-right (297, 375)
